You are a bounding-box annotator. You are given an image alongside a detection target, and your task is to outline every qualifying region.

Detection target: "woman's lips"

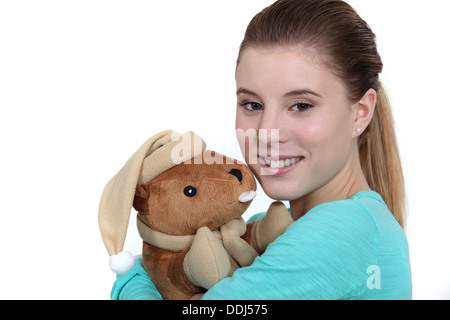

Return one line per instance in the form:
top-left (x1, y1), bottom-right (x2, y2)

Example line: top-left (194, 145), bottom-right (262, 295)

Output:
top-left (259, 156), bottom-right (304, 176)
top-left (260, 156), bottom-right (303, 169)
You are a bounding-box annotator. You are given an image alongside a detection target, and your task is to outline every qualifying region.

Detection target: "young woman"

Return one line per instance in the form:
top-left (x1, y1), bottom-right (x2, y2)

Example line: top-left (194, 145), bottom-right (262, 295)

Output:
top-left (111, 0), bottom-right (412, 300)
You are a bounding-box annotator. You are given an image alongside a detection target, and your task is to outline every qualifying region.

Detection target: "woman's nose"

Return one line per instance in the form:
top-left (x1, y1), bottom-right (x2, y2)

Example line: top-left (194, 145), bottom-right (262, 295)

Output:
top-left (258, 108), bottom-right (288, 146)
top-left (257, 128), bottom-right (280, 147)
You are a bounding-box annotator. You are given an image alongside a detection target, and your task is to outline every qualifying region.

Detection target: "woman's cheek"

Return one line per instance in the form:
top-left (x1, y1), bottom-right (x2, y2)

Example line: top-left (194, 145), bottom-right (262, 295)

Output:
top-left (294, 118), bottom-right (327, 149)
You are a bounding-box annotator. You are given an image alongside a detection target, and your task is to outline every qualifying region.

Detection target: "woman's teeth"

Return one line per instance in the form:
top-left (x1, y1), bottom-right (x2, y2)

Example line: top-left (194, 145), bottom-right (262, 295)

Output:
top-left (261, 157), bottom-right (302, 169)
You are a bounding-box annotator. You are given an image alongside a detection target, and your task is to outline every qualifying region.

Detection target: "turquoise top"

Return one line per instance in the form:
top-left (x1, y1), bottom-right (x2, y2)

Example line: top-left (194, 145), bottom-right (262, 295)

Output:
top-left (111, 191), bottom-right (412, 300)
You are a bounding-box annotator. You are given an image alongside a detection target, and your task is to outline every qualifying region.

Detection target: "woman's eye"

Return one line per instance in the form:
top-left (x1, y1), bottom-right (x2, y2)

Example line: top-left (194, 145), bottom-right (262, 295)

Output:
top-left (241, 102), bottom-right (263, 111)
top-left (291, 102), bottom-right (312, 112)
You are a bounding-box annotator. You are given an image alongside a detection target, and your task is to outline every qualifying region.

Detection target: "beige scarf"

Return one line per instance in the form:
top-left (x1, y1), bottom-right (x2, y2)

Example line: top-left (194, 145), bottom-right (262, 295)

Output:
top-left (137, 217), bottom-right (259, 268)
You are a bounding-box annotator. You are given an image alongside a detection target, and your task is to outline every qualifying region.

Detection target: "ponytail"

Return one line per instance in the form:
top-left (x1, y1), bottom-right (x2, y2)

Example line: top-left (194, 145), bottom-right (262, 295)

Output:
top-left (358, 83), bottom-right (406, 229)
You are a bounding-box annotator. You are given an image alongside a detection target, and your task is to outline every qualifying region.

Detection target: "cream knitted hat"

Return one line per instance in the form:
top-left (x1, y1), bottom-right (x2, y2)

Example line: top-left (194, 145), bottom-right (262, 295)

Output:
top-left (98, 130), bottom-right (206, 274)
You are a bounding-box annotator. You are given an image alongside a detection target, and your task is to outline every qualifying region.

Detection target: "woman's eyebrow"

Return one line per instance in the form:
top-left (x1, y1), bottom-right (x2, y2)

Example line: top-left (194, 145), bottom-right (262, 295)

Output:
top-left (236, 87), bottom-right (323, 99)
top-left (236, 88), bottom-right (258, 96)
top-left (283, 89), bottom-right (323, 98)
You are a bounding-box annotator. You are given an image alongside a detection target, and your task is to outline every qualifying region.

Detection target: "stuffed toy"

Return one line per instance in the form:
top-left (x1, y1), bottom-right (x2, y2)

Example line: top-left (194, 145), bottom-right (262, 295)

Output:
top-left (98, 130), bottom-right (293, 300)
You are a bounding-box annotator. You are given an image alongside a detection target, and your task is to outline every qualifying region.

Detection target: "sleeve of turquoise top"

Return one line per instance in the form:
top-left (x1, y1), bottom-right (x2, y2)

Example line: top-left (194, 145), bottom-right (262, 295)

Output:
top-left (202, 201), bottom-right (379, 300)
top-left (111, 257), bottom-right (162, 300)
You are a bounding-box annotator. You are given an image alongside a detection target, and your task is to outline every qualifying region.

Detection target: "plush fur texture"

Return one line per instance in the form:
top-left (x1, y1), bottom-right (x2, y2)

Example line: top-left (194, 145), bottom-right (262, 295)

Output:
top-left (132, 151), bottom-right (293, 300)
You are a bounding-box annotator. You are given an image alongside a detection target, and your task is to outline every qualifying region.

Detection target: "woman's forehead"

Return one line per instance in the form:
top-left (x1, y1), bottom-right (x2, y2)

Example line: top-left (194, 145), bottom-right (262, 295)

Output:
top-left (236, 46), bottom-right (345, 100)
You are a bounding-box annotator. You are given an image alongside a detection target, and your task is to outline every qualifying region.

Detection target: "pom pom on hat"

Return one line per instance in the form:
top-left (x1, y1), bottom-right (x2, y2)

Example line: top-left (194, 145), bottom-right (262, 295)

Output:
top-left (109, 251), bottom-right (135, 274)
top-left (98, 130), bottom-right (206, 274)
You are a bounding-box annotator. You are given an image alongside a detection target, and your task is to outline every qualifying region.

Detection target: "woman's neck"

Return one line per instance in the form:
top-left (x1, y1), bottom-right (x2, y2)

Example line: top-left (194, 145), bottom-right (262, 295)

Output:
top-left (289, 151), bottom-right (371, 221)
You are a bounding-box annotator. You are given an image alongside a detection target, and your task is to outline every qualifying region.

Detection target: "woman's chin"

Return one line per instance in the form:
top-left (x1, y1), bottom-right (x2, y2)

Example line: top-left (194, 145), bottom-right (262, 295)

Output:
top-left (259, 181), bottom-right (303, 202)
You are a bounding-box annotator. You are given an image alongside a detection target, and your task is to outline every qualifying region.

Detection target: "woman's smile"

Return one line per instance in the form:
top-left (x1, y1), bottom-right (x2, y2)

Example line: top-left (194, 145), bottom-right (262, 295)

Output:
top-left (258, 155), bottom-right (304, 176)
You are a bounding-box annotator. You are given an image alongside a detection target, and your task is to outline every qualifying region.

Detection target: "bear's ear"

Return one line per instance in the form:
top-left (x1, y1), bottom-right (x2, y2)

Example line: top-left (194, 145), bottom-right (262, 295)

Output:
top-left (133, 184), bottom-right (150, 214)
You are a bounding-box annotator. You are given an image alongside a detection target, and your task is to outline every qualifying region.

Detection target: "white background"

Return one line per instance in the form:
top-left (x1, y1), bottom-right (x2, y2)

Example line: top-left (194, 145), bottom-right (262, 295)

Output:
top-left (0, 0), bottom-right (449, 299)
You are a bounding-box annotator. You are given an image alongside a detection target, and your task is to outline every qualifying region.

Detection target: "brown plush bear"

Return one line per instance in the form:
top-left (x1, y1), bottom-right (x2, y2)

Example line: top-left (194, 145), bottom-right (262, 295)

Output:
top-left (98, 130), bottom-right (293, 300)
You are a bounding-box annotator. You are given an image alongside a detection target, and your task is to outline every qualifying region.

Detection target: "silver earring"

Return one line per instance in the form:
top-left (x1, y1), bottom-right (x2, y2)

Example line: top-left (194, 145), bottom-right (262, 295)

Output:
top-left (356, 128), bottom-right (362, 134)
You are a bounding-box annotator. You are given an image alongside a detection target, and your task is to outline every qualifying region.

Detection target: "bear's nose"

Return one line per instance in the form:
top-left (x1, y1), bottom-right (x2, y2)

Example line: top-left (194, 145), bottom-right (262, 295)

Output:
top-left (228, 169), bottom-right (242, 182)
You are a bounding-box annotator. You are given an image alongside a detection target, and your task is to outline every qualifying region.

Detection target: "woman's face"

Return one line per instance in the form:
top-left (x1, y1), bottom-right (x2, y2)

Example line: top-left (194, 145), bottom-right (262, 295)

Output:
top-left (235, 47), bottom-right (361, 202)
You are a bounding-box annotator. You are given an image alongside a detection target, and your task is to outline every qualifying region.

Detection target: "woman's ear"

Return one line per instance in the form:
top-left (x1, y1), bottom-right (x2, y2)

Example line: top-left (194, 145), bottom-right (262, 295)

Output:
top-left (133, 184), bottom-right (150, 214)
top-left (353, 88), bottom-right (377, 137)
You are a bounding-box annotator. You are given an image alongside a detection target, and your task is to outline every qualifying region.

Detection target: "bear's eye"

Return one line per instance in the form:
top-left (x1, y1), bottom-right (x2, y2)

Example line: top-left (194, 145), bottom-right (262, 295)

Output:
top-left (183, 186), bottom-right (197, 197)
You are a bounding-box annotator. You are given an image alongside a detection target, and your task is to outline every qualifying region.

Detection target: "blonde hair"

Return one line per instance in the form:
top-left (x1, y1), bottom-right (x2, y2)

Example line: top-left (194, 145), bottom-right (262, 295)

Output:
top-left (359, 83), bottom-right (406, 228)
top-left (238, 0), bottom-right (406, 228)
